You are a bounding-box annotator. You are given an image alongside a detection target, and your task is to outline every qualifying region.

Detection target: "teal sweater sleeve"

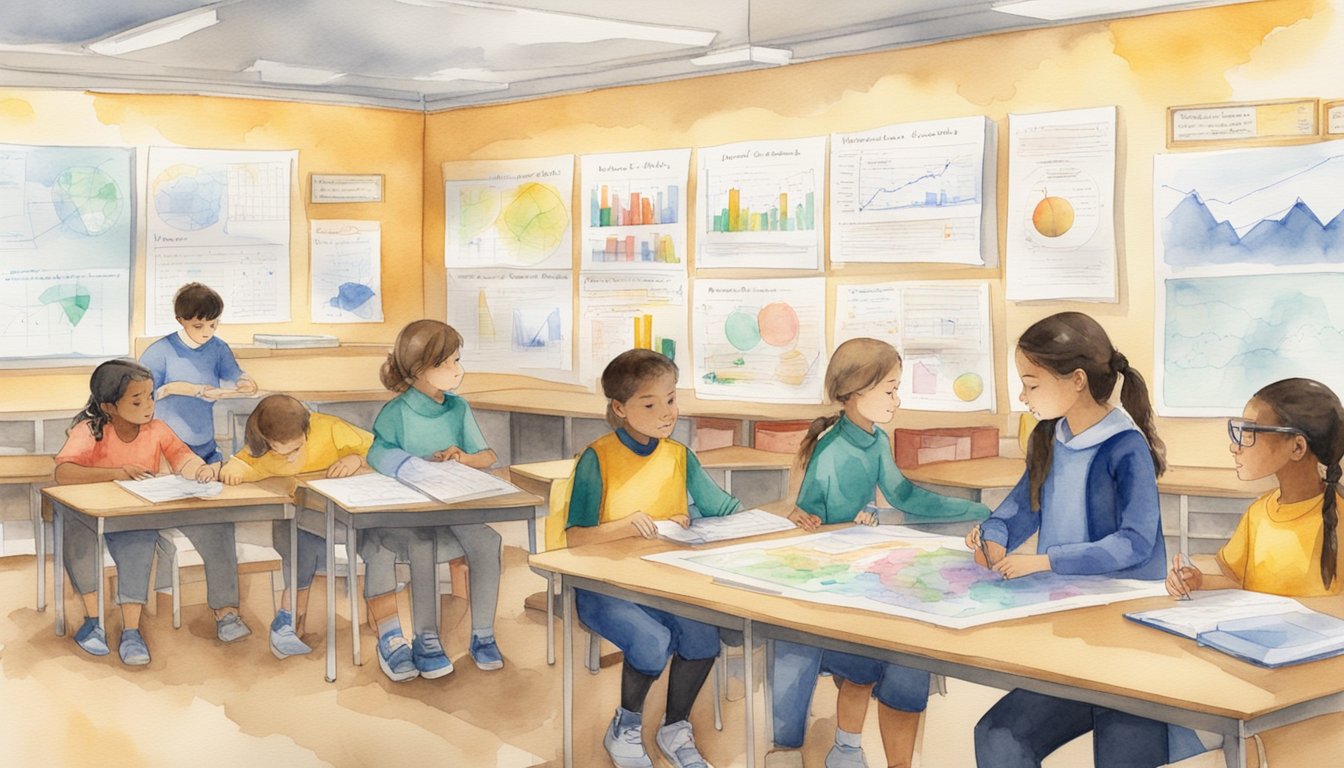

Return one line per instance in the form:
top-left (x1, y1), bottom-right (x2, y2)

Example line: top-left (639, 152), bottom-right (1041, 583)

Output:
top-left (565, 448), bottom-right (602, 528)
top-left (878, 439), bottom-right (991, 519)
top-left (686, 450), bottom-right (741, 518)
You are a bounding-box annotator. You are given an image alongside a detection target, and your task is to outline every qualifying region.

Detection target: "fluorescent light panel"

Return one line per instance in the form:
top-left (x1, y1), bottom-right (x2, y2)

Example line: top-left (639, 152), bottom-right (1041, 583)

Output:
top-left (247, 60), bottom-right (343, 86)
top-left (395, 0), bottom-right (716, 47)
top-left (691, 45), bottom-right (792, 67)
top-left (87, 8), bottom-right (219, 56)
top-left (993, 0), bottom-right (1215, 21)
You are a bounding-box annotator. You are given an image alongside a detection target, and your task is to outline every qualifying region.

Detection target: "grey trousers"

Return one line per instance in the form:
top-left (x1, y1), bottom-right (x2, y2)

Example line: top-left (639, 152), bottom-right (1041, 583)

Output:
top-left (271, 521), bottom-right (325, 592)
top-left (153, 523), bottom-right (240, 610)
top-left (359, 523), bottom-right (502, 636)
top-left (62, 511), bottom-right (157, 604)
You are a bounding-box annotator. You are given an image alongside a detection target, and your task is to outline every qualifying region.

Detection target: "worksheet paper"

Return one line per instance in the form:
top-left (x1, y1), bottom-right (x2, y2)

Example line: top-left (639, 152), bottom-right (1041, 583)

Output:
top-left (653, 508), bottom-right (797, 545)
top-left (310, 220), bottom-right (382, 323)
top-left (306, 473), bottom-right (432, 508)
top-left (397, 459), bottom-right (521, 505)
top-left (115, 475), bottom-right (224, 504)
top-left (443, 154), bottom-right (573, 270)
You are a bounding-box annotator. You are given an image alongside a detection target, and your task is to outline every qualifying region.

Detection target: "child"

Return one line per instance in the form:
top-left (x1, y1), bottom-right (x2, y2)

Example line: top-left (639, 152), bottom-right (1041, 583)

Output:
top-left (1159, 377), bottom-right (1344, 764)
top-left (769, 338), bottom-right (991, 768)
top-left (970, 312), bottom-right (1169, 768)
top-left (219, 394), bottom-right (372, 658)
top-left (54, 359), bottom-right (209, 665)
top-left (566, 348), bottom-right (741, 768)
top-left (363, 319), bottom-right (503, 682)
top-left (140, 282), bottom-right (256, 643)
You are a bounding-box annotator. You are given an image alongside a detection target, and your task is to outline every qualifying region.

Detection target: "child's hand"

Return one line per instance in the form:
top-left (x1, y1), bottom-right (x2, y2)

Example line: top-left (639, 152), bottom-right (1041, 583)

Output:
top-left (219, 461), bottom-right (246, 486)
top-left (1166, 554), bottom-right (1202, 598)
top-left (788, 509), bottom-right (821, 531)
top-left (992, 553), bottom-right (1051, 579)
top-left (965, 525), bottom-right (983, 551)
top-left (668, 514), bottom-right (691, 529)
top-left (235, 378), bottom-right (258, 395)
top-left (854, 510), bottom-right (879, 526)
top-left (326, 454), bottom-right (362, 478)
top-left (200, 387), bottom-right (227, 402)
top-left (121, 464), bottom-right (155, 481)
top-left (432, 446), bottom-right (465, 463)
top-left (627, 512), bottom-right (658, 539)
top-left (195, 462), bottom-right (220, 483)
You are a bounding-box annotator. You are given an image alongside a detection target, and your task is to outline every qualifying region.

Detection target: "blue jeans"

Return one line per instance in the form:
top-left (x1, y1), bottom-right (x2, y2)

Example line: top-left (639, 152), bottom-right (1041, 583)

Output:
top-left (974, 688), bottom-right (1171, 768)
top-left (771, 639), bottom-right (931, 748)
top-left (576, 589), bottom-right (721, 676)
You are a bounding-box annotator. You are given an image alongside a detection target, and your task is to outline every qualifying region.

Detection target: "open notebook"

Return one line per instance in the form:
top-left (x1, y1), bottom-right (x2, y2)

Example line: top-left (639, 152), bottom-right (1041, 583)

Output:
top-left (1126, 589), bottom-right (1344, 668)
top-left (653, 508), bottom-right (796, 546)
top-left (306, 462), bottom-right (520, 508)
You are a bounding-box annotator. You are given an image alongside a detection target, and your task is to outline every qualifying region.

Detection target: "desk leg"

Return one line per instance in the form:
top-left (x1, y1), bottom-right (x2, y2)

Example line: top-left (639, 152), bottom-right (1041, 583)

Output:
top-left (33, 485), bottom-right (44, 611)
top-left (546, 572), bottom-right (555, 666)
top-left (95, 518), bottom-right (105, 635)
top-left (1179, 494), bottom-right (1190, 558)
top-left (744, 618), bottom-right (755, 768)
top-left (723, 469), bottom-right (733, 496)
top-left (288, 506), bottom-right (298, 626)
top-left (1223, 725), bottom-right (1247, 768)
top-left (326, 500), bottom-right (337, 683)
top-left (562, 577), bottom-right (574, 768)
top-left (53, 503), bottom-right (65, 636)
top-left (348, 526), bottom-right (360, 666)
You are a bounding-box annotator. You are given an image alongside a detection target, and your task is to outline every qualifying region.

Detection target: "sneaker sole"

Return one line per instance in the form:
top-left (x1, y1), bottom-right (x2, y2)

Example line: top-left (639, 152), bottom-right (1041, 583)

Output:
top-left (121, 654), bottom-right (151, 666)
top-left (270, 641), bottom-right (312, 660)
top-left (472, 657), bottom-right (504, 671)
top-left (417, 662), bottom-right (455, 680)
top-left (377, 654), bottom-right (420, 682)
top-left (75, 640), bottom-right (110, 657)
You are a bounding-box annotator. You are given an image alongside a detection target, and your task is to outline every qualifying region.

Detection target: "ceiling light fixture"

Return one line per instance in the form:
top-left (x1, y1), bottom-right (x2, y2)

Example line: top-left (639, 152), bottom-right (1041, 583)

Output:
top-left (246, 60), bottom-right (343, 86)
top-left (992, 0), bottom-right (1250, 21)
top-left (395, 1), bottom-right (716, 47)
top-left (690, 45), bottom-right (792, 67)
top-left (87, 8), bottom-right (219, 56)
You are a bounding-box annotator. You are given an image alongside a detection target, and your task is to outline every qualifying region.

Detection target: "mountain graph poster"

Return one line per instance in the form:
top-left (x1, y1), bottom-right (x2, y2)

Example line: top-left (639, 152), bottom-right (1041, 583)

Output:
top-left (1153, 143), bottom-right (1344, 416)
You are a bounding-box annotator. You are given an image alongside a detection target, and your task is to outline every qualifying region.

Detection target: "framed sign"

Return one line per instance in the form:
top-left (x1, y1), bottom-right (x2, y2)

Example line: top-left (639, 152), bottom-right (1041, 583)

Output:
top-left (1325, 100), bottom-right (1344, 137)
top-left (1167, 98), bottom-right (1319, 148)
top-left (310, 173), bottom-right (384, 203)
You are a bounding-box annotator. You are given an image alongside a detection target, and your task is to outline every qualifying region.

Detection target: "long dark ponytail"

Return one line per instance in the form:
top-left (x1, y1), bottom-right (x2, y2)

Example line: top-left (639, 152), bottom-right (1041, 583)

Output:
top-left (1018, 313), bottom-right (1167, 511)
top-left (70, 359), bottom-right (153, 441)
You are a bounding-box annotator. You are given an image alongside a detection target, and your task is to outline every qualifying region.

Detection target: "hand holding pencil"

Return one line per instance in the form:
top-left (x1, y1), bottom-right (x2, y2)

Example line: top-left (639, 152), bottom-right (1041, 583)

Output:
top-left (1165, 552), bottom-right (1202, 600)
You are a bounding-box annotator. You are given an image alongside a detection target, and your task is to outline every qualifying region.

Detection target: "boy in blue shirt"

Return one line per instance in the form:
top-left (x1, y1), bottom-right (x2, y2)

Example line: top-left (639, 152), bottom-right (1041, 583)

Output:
top-left (140, 282), bottom-right (257, 643)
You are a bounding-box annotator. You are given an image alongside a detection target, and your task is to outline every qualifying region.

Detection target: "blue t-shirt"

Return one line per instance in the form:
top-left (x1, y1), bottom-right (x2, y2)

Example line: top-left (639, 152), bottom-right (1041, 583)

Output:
top-left (140, 333), bottom-right (243, 449)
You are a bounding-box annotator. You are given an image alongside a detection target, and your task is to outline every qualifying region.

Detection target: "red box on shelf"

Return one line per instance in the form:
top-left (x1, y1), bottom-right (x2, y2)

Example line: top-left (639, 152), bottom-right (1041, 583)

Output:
top-left (892, 426), bottom-right (999, 469)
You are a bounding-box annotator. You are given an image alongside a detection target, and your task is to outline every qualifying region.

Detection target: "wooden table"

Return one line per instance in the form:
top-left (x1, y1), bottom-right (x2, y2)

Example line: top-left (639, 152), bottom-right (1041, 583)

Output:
top-left (1, 454), bottom-right (54, 610)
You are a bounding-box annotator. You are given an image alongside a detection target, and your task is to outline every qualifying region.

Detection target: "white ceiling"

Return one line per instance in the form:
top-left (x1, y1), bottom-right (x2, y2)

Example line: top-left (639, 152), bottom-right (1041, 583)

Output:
top-left (0, 1), bottom-right (1261, 112)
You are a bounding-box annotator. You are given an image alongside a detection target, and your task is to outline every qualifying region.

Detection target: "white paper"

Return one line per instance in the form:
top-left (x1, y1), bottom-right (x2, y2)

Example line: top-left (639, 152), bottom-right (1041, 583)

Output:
top-left (445, 269), bottom-right (573, 382)
top-left (1006, 107), bottom-right (1117, 301)
top-left (580, 149), bottom-right (688, 272)
top-left (115, 475), bottom-right (224, 504)
top-left (1126, 590), bottom-right (1307, 638)
top-left (697, 137), bottom-right (825, 270)
top-left (692, 278), bottom-right (825, 403)
top-left (398, 459), bottom-right (521, 505)
top-left (443, 155), bottom-right (573, 270)
top-left (146, 147), bottom-right (295, 334)
top-left (578, 272), bottom-right (689, 388)
top-left (830, 117), bottom-right (996, 265)
top-left (310, 220), bottom-right (382, 323)
top-left (833, 281), bottom-right (995, 412)
top-left (306, 473), bottom-right (433, 508)
top-left (654, 508), bottom-right (797, 545)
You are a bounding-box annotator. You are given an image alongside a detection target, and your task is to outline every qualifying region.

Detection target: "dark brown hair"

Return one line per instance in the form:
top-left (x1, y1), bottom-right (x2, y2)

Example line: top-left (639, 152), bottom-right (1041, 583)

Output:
top-left (796, 338), bottom-right (902, 470)
top-left (600, 349), bottom-right (678, 430)
top-left (71, 359), bottom-right (153, 441)
top-left (380, 320), bottom-right (464, 393)
top-left (1252, 378), bottom-right (1344, 589)
top-left (243, 394), bottom-right (311, 458)
top-left (1019, 312), bottom-right (1167, 511)
top-left (174, 282), bottom-right (224, 321)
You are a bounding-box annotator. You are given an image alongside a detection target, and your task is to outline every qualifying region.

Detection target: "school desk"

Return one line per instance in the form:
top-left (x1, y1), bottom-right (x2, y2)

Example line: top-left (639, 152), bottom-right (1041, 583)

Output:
top-left (296, 471), bottom-right (544, 683)
top-left (530, 516), bottom-right (1344, 768)
top-left (41, 477), bottom-right (297, 637)
top-left (0, 454), bottom-right (55, 609)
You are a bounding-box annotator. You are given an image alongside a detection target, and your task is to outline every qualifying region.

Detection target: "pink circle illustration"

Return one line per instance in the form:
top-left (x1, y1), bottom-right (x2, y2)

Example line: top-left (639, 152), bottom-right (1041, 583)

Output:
top-left (757, 302), bottom-right (799, 346)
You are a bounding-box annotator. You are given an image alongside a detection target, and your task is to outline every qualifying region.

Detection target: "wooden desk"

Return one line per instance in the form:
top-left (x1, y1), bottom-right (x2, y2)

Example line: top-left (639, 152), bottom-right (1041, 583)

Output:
top-left (298, 476), bottom-right (544, 683)
top-left (531, 521), bottom-right (1344, 768)
top-left (42, 477), bottom-right (297, 638)
top-left (1, 454), bottom-right (54, 610)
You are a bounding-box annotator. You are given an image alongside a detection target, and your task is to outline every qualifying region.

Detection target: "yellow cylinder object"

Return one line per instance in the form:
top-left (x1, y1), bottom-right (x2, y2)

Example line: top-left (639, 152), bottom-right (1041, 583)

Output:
top-left (1018, 412), bottom-right (1039, 456)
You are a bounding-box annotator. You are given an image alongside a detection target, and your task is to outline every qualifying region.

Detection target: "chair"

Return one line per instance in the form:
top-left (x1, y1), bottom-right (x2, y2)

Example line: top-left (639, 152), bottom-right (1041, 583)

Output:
top-left (153, 528), bottom-right (282, 628)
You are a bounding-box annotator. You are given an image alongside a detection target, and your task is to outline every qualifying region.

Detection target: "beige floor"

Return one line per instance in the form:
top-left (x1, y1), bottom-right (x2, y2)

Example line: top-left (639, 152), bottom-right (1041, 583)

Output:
top-left (0, 521), bottom-right (1311, 767)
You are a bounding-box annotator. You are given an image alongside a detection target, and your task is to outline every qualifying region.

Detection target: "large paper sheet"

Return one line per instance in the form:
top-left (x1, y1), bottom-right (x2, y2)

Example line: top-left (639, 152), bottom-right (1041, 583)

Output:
top-left (830, 117), bottom-right (996, 265)
top-left (146, 147), bottom-right (294, 334)
top-left (580, 149), bottom-right (688, 271)
top-left (697, 137), bottom-right (825, 270)
top-left (307, 473), bottom-right (432, 508)
top-left (1006, 107), bottom-right (1117, 301)
top-left (647, 526), bottom-right (1166, 629)
top-left (1153, 142), bottom-right (1344, 415)
top-left (445, 269), bottom-right (573, 382)
top-left (443, 155), bottom-right (573, 270)
top-left (692, 278), bottom-right (825, 403)
top-left (311, 220), bottom-right (382, 323)
top-left (833, 281), bottom-right (994, 412)
top-left (398, 459), bottom-right (521, 505)
top-left (115, 475), bottom-right (223, 504)
top-left (578, 272), bottom-right (689, 388)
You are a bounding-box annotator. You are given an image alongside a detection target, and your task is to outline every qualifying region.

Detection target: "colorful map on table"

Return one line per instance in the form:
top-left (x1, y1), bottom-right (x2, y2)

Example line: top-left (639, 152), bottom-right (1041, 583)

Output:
top-left (645, 526), bottom-right (1165, 629)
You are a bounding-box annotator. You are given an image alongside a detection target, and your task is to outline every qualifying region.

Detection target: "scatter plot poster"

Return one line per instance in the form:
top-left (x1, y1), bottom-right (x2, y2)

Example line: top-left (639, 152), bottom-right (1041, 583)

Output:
top-left (311, 220), bottom-right (382, 323)
top-left (1154, 143), bottom-right (1344, 415)
top-left (443, 155), bottom-right (573, 270)
top-left (1006, 106), bottom-right (1117, 301)
top-left (0, 143), bottom-right (132, 359)
top-left (692, 278), bottom-right (824, 403)
top-left (580, 149), bottom-right (688, 271)
top-left (146, 147), bottom-right (295, 334)
top-left (697, 137), bottom-right (825, 270)
top-left (833, 281), bottom-right (994, 412)
top-left (445, 270), bottom-right (573, 382)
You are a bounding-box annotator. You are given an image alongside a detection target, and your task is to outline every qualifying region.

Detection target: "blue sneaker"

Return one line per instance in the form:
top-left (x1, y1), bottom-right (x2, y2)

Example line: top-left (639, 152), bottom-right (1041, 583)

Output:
top-left (269, 610), bottom-right (312, 659)
top-left (73, 617), bottom-right (109, 656)
top-left (656, 719), bottom-right (713, 768)
top-left (376, 629), bottom-right (419, 682)
top-left (119, 629), bottom-right (150, 666)
top-left (412, 632), bottom-right (454, 679)
top-left (469, 634), bottom-right (504, 671)
top-left (216, 611), bottom-right (252, 643)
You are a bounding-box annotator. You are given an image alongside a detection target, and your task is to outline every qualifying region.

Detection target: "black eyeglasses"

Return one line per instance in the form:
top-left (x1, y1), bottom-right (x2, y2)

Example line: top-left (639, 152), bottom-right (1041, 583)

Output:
top-left (1227, 418), bottom-right (1306, 448)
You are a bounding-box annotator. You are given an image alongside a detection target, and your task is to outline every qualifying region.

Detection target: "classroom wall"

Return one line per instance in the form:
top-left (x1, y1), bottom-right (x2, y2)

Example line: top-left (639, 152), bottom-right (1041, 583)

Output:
top-left (0, 89), bottom-right (425, 407)
top-left (422, 0), bottom-right (1338, 467)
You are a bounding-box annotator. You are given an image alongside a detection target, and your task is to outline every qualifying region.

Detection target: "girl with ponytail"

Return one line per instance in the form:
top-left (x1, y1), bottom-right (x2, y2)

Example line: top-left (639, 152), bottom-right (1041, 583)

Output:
top-left (771, 338), bottom-right (990, 768)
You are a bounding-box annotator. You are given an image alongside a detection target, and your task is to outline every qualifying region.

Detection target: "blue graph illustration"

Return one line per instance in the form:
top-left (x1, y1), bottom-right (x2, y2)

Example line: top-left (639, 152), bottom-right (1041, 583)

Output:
top-left (512, 307), bottom-right (562, 350)
top-left (856, 154), bottom-right (979, 213)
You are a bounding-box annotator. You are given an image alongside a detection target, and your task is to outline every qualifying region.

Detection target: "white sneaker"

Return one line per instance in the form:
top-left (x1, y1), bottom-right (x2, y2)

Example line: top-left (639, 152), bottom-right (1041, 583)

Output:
top-left (656, 719), bottom-right (713, 768)
top-left (824, 741), bottom-right (869, 768)
top-left (603, 707), bottom-right (653, 768)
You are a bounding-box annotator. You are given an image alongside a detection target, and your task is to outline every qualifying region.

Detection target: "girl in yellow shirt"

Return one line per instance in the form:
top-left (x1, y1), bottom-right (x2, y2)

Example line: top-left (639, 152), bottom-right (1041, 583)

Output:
top-left (220, 394), bottom-right (372, 658)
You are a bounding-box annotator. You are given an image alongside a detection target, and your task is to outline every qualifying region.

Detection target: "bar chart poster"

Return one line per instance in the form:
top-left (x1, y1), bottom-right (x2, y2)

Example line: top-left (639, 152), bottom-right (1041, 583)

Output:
top-left (830, 116), bottom-right (996, 266)
top-left (578, 272), bottom-right (689, 388)
top-left (580, 148), bottom-right (688, 272)
top-left (697, 137), bottom-right (825, 270)
top-left (443, 154), bottom-right (574, 270)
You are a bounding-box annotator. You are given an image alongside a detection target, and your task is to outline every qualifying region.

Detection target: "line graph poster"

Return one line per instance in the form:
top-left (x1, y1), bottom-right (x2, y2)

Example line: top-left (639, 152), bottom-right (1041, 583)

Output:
top-left (833, 281), bottom-right (995, 412)
top-left (580, 149), bottom-right (688, 271)
top-left (0, 143), bottom-right (132, 359)
top-left (697, 137), bottom-right (825, 270)
top-left (146, 147), bottom-right (295, 334)
top-left (445, 269), bottom-right (573, 382)
top-left (1006, 106), bottom-right (1117, 301)
top-left (831, 117), bottom-right (997, 266)
top-left (311, 220), bottom-right (382, 323)
top-left (692, 278), bottom-right (824, 403)
top-left (578, 272), bottom-right (689, 388)
top-left (1154, 143), bottom-right (1344, 415)
top-left (443, 154), bottom-right (573, 270)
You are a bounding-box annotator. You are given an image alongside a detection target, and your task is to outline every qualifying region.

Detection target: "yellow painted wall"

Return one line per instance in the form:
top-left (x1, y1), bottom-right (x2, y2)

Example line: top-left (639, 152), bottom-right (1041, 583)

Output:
top-left (423, 0), bottom-right (1337, 467)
